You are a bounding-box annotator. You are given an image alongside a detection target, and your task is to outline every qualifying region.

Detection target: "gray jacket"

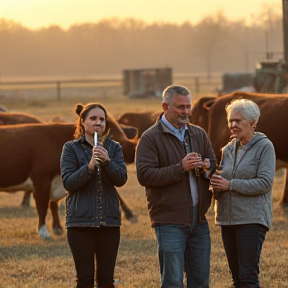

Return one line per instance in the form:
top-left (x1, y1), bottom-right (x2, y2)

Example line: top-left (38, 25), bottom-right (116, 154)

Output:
top-left (215, 132), bottom-right (276, 230)
top-left (60, 136), bottom-right (127, 228)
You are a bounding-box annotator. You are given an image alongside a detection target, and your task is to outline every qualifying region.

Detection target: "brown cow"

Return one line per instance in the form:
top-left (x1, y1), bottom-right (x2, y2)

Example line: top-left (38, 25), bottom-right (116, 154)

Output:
top-left (107, 112), bottom-right (138, 163)
top-left (0, 121), bottom-right (137, 239)
top-left (0, 111), bottom-right (42, 125)
top-left (0, 111), bottom-right (43, 206)
top-left (0, 175), bottom-right (66, 201)
top-left (0, 111), bottom-right (43, 205)
top-left (117, 110), bottom-right (161, 137)
top-left (190, 91), bottom-right (288, 208)
top-left (0, 111), bottom-right (138, 211)
top-left (117, 124), bottom-right (138, 139)
top-left (0, 112), bottom-right (69, 206)
top-left (0, 106), bottom-right (7, 112)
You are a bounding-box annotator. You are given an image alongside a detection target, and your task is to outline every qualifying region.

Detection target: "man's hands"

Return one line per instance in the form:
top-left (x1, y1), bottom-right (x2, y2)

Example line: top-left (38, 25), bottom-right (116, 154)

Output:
top-left (182, 152), bottom-right (210, 172)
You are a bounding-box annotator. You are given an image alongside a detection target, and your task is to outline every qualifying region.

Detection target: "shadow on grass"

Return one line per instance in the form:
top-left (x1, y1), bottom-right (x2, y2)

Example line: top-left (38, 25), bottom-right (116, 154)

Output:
top-left (0, 240), bottom-right (70, 262)
top-left (0, 206), bottom-right (37, 219)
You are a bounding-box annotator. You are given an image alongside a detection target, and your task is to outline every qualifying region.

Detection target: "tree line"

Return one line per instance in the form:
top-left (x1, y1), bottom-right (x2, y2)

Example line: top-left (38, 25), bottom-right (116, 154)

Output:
top-left (0, 6), bottom-right (283, 79)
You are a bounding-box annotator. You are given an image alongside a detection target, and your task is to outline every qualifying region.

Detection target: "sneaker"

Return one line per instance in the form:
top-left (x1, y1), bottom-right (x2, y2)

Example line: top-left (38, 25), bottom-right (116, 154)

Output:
top-left (114, 279), bottom-right (124, 288)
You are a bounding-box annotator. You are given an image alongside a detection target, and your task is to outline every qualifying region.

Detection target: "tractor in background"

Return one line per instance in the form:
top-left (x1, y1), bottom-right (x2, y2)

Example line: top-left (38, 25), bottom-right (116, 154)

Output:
top-left (253, 0), bottom-right (288, 93)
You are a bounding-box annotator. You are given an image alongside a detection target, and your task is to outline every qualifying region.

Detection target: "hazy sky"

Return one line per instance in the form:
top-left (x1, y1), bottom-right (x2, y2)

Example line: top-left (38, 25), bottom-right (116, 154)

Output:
top-left (1, 0), bottom-right (281, 29)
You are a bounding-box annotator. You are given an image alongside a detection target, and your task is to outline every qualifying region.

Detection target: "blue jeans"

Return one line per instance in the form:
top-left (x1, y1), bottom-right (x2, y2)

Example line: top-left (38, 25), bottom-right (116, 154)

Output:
top-left (154, 208), bottom-right (211, 288)
top-left (221, 224), bottom-right (267, 288)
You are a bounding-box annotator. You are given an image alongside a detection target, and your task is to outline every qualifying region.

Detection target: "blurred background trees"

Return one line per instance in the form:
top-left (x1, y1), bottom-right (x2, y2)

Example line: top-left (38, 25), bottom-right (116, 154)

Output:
top-left (0, 5), bottom-right (283, 79)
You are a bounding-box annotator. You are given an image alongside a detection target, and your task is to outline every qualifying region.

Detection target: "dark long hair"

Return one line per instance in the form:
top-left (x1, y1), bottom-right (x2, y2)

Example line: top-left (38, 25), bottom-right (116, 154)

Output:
top-left (73, 103), bottom-right (110, 139)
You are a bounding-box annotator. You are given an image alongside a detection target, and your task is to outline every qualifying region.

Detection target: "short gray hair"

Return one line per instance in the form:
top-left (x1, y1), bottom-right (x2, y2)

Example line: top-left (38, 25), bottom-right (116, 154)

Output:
top-left (225, 99), bottom-right (260, 123)
top-left (162, 84), bottom-right (191, 105)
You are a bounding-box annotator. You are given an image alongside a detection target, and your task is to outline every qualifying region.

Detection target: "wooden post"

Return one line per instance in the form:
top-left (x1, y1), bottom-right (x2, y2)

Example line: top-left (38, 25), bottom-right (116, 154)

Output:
top-left (195, 76), bottom-right (199, 94)
top-left (57, 81), bottom-right (61, 101)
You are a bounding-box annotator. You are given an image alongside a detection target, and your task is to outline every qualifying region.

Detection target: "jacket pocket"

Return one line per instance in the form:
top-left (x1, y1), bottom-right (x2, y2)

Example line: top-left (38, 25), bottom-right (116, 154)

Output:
top-left (147, 188), bottom-right (166, 208)
top-left (73, 193), bottom-right (94, 218)
top-left (106, 193), bottom-right (121, 220)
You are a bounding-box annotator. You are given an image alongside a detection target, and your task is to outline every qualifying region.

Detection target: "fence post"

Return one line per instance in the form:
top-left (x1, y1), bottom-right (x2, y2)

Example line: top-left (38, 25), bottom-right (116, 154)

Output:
top-left (57, 81), bottom-right (61, 101)
top-left (195, 77), bottom-right (199, 94)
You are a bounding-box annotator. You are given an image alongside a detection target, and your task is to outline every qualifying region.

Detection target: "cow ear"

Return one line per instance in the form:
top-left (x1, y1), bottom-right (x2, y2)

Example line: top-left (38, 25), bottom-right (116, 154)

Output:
top-left (204, 99), bottom-right (215, 109)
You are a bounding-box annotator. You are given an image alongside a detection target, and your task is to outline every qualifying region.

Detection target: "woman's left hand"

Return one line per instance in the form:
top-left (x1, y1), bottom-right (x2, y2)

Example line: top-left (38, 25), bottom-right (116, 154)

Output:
top-left (210, 174), bottom-right (230, 192)
top-left (93, 145), bottom-right (110, 163)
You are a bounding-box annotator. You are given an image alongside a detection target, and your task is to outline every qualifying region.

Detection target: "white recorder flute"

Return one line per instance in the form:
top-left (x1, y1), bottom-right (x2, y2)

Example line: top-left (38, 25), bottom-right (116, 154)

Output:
top-left (94, 132), bottom-right (97, 146)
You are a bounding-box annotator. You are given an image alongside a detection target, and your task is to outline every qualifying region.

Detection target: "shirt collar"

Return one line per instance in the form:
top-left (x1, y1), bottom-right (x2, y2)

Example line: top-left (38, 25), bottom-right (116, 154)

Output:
top-left (161, 114), bottom-right (187, 141)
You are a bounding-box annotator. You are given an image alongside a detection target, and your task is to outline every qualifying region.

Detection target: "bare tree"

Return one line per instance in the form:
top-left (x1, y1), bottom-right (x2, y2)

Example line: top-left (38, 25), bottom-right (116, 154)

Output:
top-left (0, 10), bottom-right (283, 79)
top-left (191, 11), bottom-right (230, 79)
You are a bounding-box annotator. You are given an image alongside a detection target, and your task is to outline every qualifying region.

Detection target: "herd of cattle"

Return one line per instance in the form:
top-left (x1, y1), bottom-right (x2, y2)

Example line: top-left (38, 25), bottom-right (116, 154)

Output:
top-left (0, 110), bottom-right (138, 239)
top-left (1, 91), bottom-right (288, 240)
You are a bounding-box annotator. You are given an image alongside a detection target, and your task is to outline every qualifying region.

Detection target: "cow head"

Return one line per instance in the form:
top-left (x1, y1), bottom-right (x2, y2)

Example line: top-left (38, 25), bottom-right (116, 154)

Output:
top-left (190, 96), bottom-right (216, 133)
top-left (107, 113), bottom-right (138, 164)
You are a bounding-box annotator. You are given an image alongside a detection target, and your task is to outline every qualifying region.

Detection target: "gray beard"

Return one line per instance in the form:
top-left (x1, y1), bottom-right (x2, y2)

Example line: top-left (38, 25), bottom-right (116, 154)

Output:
top-left (178, 116), bottom-right (189, 124)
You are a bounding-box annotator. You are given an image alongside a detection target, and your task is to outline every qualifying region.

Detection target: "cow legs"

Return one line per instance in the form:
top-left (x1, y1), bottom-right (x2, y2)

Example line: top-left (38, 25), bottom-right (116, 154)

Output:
top-left (33, 179), bottom-right (53, 240)
top-left (21, 190), bottom-right (32, 206)
top-left (117, 192), bottom-right (137, 224)
top-left (50, 200), bottom-right (63, 235)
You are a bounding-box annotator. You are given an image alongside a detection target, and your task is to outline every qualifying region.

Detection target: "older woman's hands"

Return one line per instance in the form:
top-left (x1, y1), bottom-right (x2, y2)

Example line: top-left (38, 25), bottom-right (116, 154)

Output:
top-left (210, 174), bottom-right (230, 192)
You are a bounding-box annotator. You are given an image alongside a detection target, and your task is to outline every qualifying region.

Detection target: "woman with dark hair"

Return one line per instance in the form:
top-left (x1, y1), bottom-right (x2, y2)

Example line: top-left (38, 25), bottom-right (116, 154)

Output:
top-left (60, 103), bottom-right (127, 288)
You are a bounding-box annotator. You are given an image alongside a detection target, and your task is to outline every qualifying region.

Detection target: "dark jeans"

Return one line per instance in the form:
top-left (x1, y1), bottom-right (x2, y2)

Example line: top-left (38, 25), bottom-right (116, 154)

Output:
top-left (221, 224), bottom-right (267, 288)
top-left (67, 226), bottom-right (120, 288)
top-left (154, 207), bottom-right (211, 288)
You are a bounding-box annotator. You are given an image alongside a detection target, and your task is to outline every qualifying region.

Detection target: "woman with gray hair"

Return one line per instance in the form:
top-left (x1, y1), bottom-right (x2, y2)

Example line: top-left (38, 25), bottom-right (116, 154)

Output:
top-left (210, 99), bottom-right (276, 288)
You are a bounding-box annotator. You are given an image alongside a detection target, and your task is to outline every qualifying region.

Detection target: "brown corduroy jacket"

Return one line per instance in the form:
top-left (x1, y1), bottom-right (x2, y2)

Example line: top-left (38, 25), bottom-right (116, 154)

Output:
top-left (136, 118), bottom-right (216, 226)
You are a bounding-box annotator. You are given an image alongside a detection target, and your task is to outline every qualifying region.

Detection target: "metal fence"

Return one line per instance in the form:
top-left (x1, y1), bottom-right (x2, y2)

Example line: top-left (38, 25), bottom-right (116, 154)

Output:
top-left (0, 75), bottom-right (222, 101)
top-left (176, 75), bottom-right (222, 96)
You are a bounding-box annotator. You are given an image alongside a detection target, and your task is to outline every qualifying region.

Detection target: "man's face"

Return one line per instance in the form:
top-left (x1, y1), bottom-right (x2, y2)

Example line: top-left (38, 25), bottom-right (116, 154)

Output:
top-left (163, 94), bottom-right (192, 129)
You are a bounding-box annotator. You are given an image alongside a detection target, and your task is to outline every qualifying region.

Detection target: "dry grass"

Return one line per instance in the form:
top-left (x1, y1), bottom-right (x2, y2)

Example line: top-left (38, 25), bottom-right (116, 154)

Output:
top-left (0, 93), bottom-right (287, 288)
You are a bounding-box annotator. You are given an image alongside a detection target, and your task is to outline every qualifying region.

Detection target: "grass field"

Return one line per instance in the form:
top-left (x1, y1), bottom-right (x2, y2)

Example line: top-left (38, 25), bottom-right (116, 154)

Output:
top-left (0, 92), bottom-right (287, 288)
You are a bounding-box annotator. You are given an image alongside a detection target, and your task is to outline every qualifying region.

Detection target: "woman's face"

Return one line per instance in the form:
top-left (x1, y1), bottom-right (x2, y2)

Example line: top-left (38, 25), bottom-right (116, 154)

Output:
top-left (228, 110), bottom-right (255, 143)
top-left (82, 107), bottom-right (106, 138)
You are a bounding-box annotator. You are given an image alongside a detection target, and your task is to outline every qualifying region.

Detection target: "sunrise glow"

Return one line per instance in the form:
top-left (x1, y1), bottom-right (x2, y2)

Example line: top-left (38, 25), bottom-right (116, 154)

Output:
top-left (0, 0), bottom-right (281, 29)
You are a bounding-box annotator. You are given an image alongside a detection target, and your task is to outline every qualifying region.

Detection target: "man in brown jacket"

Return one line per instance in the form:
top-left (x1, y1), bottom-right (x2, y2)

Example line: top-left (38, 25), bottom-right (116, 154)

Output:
top-left (136, 84), bottom-right (216, 288)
